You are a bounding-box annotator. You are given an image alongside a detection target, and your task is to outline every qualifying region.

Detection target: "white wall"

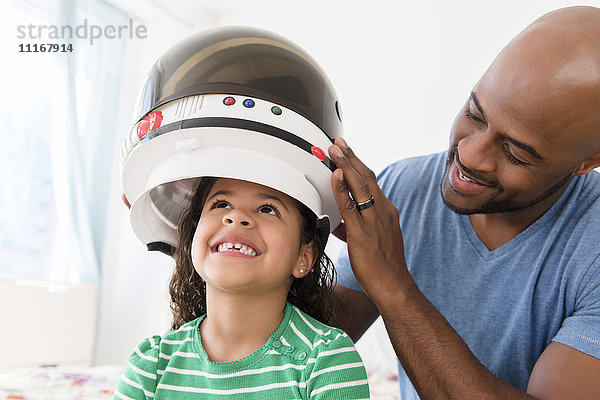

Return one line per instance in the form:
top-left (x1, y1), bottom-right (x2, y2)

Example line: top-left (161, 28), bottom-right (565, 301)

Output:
top-left (0, 279), bottom-right (97, 370)
top-left (96, 0), bottom-right (600, 375)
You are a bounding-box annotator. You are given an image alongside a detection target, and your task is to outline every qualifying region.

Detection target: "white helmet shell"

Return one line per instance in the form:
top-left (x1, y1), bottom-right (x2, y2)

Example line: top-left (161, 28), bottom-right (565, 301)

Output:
top-left (121, 26), bottom-right (342, 254)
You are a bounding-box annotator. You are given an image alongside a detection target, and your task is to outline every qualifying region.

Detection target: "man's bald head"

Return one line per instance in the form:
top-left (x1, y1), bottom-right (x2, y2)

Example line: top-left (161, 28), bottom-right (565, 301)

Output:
top-left (442, 6), bottom-right (600, 217)
top-left (478, 6), bottom-right (600, 158)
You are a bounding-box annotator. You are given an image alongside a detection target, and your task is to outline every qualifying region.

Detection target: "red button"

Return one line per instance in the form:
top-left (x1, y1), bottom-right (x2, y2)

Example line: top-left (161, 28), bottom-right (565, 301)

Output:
top-left (311, 146), bottom-right (326, 161)
top-left (223, 96), bottom-right (235, 106)
top-left (137, 120), bottom-right (150, 139)
top-left (147, 111), bottom-right (163, 131)
top-left (137, 111), bottom-right (163, 139)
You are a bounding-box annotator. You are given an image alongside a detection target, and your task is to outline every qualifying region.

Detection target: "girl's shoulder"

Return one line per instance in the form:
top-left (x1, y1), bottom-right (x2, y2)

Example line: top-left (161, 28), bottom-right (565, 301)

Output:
top-left (283, 305), bottom-right (370, 398)
top-left (163, 317), bottom-right (203, 340)
top-left (130, 316), bottom-right (203, 361)
top-left (284, 304), bottom-right (356, 352)
top-left (115, 318), bottom-right (204, 397)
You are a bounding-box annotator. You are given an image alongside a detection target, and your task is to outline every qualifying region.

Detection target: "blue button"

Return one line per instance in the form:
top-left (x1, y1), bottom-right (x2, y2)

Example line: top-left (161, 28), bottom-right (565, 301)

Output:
top-left (243, 99), bottom-right (255, 108)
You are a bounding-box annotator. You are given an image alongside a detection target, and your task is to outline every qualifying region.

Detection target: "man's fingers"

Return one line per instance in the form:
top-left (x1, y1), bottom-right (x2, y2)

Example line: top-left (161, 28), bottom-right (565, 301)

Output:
top-left (329, 144), bottom-right (373, 205)
top-left (334, 137), bottom-right (379, 193)
top-left (331, 168), bottom-right (363, 228)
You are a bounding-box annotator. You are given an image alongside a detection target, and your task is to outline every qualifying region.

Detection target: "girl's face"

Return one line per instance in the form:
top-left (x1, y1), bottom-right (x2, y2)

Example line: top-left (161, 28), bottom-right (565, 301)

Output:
top-left (191, 178), bottom-right (316, 295)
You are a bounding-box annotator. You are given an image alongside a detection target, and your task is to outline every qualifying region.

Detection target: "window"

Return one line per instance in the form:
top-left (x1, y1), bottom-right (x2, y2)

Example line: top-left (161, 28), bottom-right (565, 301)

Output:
top-left (1, 0), bottom-right (127, 283)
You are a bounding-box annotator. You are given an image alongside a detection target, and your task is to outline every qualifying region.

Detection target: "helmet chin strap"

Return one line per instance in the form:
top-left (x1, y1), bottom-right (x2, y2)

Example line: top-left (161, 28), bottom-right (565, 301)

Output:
top-left (316, 217), bottom-right (330, 248)
top-left (147, 242), bottom-right (176, 256)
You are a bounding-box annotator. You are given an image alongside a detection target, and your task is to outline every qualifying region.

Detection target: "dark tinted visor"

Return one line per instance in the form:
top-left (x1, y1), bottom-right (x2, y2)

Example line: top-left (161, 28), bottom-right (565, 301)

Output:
top-left (133, 26), bottom-right (342, 140)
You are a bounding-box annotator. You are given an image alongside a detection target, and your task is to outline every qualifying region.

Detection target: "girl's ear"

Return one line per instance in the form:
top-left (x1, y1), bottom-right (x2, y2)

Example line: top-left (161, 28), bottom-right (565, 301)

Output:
top-left (293, 240), bottom-right (318, 278)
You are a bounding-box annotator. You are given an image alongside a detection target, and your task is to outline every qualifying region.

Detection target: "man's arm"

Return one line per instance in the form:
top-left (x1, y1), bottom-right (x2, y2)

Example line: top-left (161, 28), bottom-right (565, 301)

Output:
top-left (332, 284), bottom-right (380, 342)
top-left (327, 138), bottom-right (600, 399)
top-left (527, 342), bottom-right (600, 399)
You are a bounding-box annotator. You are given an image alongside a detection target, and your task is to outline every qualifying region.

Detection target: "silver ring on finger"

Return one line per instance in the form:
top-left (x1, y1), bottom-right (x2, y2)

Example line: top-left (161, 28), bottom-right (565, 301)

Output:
top-left (356, 195), bottom-right (375, 211)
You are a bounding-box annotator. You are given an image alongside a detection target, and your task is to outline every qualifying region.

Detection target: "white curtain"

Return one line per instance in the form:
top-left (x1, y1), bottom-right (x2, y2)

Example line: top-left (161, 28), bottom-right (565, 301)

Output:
top-left (1, 0), bottom-right (127, 283)
top-left (52, 0), bottom-right (128, 283)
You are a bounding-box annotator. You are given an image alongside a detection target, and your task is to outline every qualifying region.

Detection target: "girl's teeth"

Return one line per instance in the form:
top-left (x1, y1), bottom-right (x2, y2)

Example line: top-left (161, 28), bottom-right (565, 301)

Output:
top-left (217, 242), bottom-right (257, 256)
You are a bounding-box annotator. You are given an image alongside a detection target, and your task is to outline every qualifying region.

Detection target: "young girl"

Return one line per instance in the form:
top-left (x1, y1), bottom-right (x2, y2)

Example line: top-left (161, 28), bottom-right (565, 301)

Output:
top-left (115, 25), bottom-right (369, 399)
top-left (113, 176), bottom-right (370, 399)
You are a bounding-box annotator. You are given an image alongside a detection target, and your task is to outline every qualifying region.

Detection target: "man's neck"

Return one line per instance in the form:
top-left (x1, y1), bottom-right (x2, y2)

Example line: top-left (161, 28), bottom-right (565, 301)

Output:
top-left (468, 184), bottom-right (570, 251)
top-left (200, 289), bottom-right (288, 363)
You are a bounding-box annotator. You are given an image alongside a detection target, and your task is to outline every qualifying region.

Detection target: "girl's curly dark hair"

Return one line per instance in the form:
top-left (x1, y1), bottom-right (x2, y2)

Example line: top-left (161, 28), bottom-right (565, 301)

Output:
top-left (168, 177), bottom-right (336, 330)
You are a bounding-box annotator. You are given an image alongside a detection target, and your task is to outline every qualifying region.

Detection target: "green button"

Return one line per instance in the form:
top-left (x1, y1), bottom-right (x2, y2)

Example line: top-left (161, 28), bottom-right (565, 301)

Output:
top-left (271, 106), bottom-right (282, 115)
top-left (272, 340), bottom-right (281, 348)
top-left (285, 345), bottom-right (295, 353)
top-left (297, 352), bottom-right (307, 361)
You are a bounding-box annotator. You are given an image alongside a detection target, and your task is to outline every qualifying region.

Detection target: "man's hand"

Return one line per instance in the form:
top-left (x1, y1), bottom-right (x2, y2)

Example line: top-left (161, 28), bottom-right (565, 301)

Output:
top-left (328, 137), bottom-right (538, 400)
top-left (328, 137), bottom-right (414, 303)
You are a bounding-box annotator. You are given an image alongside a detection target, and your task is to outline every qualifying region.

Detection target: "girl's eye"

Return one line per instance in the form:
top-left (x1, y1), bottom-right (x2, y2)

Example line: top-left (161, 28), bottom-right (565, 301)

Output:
top-left (258, 205), bottom-right (279, 216)
top-left (211, 200), bottom-right (231, 209)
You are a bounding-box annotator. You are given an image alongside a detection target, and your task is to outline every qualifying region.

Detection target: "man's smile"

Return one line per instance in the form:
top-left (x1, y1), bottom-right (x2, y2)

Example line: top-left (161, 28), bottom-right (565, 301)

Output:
top-left (448, 160), bottom-right (495, 196)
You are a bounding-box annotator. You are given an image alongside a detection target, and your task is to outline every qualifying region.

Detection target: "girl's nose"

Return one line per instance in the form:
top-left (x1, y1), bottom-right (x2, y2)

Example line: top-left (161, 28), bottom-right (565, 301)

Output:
top-left (222, 211), bottom-right (251, 227)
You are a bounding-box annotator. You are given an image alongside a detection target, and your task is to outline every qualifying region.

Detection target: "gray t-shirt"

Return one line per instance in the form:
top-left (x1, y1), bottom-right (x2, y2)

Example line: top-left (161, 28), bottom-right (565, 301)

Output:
top-left (336, 152), bottom-right (600, 400)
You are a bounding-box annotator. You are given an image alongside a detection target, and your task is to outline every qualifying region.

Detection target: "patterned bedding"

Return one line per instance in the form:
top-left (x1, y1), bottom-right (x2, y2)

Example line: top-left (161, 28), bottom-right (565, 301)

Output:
top-left (0, 366), bottom-right (400, 399)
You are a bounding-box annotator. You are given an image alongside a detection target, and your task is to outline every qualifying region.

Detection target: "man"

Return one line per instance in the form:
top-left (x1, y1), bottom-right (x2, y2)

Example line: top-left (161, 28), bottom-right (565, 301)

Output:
top-left (327, 6), bottom-right (600, 400)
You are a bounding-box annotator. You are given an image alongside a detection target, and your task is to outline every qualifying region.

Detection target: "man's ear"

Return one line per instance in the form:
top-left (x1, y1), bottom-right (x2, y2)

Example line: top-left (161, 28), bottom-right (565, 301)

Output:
top-left (293, 241), bottom-right (318, 278)
top-left (575, 151), bottom-right (600, 175)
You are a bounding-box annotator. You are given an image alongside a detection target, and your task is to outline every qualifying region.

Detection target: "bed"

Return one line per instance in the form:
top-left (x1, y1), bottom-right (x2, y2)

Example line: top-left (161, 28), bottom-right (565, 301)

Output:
top-left (0, 366), bottom-right (400, 399)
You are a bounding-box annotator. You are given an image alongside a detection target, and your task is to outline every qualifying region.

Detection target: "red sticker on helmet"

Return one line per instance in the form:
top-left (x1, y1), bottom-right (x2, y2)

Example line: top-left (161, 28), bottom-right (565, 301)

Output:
top-left (137, 111), bottom-right (164, 139)
top-left (137, 120), bottom-right (150, 139)
top-left (311, 146), bottom-right (326, 161)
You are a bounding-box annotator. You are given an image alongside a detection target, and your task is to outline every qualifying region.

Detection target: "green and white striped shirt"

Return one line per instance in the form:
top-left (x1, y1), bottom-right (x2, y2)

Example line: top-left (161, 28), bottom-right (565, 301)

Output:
top-left (113, 303), bottom-right (370, 399)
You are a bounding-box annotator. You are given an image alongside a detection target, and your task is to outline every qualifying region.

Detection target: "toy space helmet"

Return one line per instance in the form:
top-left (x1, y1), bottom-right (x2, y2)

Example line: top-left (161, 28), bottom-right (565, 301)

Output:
top-left (120, 26), bottom-right (343, 255)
